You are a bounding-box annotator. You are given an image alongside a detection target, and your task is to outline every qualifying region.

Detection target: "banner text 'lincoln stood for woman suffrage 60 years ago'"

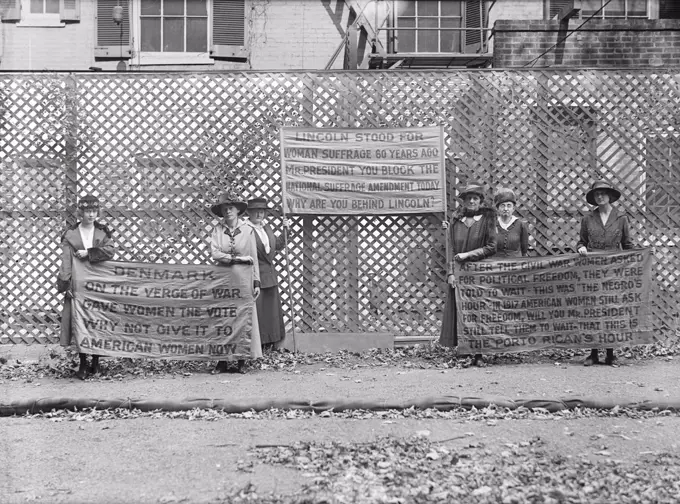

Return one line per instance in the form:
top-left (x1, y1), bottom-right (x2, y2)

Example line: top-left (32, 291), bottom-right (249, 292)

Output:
top-left (70, 260), bottom-right (254, 360)
top-left (455, 249), bottom-right (654, 354)
top-left (280, 127), bottom-right (446, 215)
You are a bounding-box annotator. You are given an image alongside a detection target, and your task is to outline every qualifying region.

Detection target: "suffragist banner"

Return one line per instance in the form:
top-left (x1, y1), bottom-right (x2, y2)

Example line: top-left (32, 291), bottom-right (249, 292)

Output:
top-left (70, 260), bottom-right (253, 360)
top-left (280, 126), bottom-right (446, 215)
top-left (455, 249), bottom-right (654, 354)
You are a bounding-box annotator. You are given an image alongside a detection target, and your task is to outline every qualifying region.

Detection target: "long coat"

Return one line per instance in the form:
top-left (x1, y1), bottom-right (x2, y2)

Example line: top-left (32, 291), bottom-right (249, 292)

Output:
top-left (250, 223), bottom-right (286, 345)
top-left (495, 217), bottom-right (529, 258)
top-left (577, 207), bottom-right (634, 251)
top-left (211, 219), bottom-right (262, 358)
top-left (58, 223), bottom-right (116, 347)
top-left (439, 208), bottom-right (497, 348)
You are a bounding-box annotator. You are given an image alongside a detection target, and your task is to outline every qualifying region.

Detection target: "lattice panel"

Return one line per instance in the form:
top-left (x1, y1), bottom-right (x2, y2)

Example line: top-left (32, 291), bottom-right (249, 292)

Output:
top-left (0, 70), bottom-right (678, 345)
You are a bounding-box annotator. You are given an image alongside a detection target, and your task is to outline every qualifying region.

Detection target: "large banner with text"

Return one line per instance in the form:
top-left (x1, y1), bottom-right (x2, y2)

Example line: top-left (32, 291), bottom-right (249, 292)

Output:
top-left (455, 249), bottom-right (654, 354)
top-left (280, 126), bottom-right (446, 215)
top-left (70, 260), bottom-right (253, 360)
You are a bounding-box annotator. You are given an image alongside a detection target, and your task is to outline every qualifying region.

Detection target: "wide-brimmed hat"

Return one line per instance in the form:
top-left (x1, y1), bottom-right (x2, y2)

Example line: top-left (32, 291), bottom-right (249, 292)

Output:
top-left (494, 188), bottom-right (516, 207)
top-left (459, 182), bottom-right (486, 201)
top-left (78, 195), bottom-right (100, 210)
top-left (586, 180), bottom-right (621, 205)
top-left (246, 197), bottom-right (270, 211)
top-left (211, 192), bottom-right (248, 216)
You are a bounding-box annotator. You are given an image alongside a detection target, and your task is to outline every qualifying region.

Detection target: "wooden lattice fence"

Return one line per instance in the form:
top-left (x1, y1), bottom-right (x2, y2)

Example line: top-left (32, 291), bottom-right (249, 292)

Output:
top-left (0, 70), bottom-right (678, 346)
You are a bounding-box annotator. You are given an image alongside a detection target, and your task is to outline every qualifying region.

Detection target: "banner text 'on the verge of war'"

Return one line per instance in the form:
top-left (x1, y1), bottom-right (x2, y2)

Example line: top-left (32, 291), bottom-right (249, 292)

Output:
top-left (70, 260), bottom-right (254, 360)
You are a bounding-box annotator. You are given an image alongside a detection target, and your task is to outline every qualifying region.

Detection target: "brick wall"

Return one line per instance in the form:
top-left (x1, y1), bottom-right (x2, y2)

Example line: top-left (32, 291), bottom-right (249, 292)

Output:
top-left (493, 19), bottom-right (680, 68)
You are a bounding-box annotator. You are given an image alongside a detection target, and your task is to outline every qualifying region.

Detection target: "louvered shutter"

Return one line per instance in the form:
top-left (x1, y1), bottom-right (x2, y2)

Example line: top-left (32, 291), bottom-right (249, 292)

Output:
top-left (660, 0), bottom-right (680, 19)
top-left (95, 0), bottom-right (131, 59)
top-left (465, 0), bottom-right (483, 53)
top-left (211, 0), bottom-right (249, 59)
top-left (549, 0), bottom-right (572, 19)
top-left (60, 0), bottom-right (80, 21)
top-left (0, 0), bottom-right (20, 22)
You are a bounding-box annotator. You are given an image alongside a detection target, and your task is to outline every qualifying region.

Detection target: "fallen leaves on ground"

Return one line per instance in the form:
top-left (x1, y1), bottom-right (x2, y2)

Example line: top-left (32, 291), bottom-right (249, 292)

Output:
top-left (207, 434), bottom-right (680, 504)
top-left (0, 341), bottom-right (677, 382)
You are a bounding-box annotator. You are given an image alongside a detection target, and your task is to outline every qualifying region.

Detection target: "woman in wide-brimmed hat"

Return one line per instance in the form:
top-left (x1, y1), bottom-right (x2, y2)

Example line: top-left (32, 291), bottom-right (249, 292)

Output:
top-left (57, 195), bottom-right (117, 380)
top-left (577, 179), bottom-right (634, 366)
top-left (210, 191), bottom-right (262, 373)
top-left (246, 197), bottom-right (287, 350)
top-left (440, 182), bottom-right (497, 366)
top-left (493, 188), bottom-right (529, 258)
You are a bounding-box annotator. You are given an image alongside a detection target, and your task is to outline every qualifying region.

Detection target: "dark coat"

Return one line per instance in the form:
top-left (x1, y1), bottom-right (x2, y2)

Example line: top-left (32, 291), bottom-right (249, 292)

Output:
top-left (58, 222), bottom-right (116, 347)
top-left (495, 218), bottom-right (529, 258)
top-left (440, 207), bottom-right (497, 348)
top-left (577, 207), bottom-right (634, 251)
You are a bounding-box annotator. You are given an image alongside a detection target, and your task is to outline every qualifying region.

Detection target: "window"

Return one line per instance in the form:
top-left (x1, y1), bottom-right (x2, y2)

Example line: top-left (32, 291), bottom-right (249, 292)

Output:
top-left (102, 0), bottom-right (249, 64)
top-left (580, 0), bottom-right (648, 19)
top-left (30, 0), bottom-right (58, 14)
top-left (0, 0), bottom-right (80, 26)
top-left (393, 0), bottom-right (484, 54)
top-left (140, 0), bottom-right (208, 53)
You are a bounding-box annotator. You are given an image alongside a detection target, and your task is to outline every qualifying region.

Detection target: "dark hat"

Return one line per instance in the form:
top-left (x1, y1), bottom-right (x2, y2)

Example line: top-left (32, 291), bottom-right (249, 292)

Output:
top-left (494, 188), bottom-right (517, 207)
top-left (586, 180), bottom-right (621, 205)
top-left (246, 197), bottom-right (270, 211)
top-left (211, 192), bottom-right (248, 216)
top-left (78, 195), bottom-right (100, 210)
top-left (459, 182), bottom-right (486, 201)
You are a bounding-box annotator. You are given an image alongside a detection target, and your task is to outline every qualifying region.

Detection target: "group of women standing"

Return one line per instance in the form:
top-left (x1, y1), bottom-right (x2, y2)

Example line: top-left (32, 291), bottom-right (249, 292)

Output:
top-left (439, 179), bottom-right (633, 367)
top-left (209, 192), bottom-right (287, 373)
top-left (58, 177), bottom-right (633, 376)
top-left (58, 191), bottom-right (288, 378)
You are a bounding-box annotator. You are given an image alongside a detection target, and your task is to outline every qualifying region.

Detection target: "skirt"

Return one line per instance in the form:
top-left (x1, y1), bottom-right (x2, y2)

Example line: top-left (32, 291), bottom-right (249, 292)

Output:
top-left (256, 285), bottom-right (286, 346)
top-left (439, 285), bottom-right (458, 348)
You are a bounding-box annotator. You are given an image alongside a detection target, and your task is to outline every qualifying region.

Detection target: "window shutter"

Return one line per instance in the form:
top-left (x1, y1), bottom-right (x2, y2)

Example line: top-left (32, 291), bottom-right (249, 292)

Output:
top-left (95, 0), bottom-right (131, 59)
top-left (660, 0), bottom-right (680, 19)
top-left (211, 0), bottom-right (249, 59)
top-left (0, 0), bottom-right (20, 22)
top-left (549, 0), bottom-right (572, 19)
top-left (465, 0), bottom-right (483, 53)
top-left (60, 0), bottom-right (80, 22)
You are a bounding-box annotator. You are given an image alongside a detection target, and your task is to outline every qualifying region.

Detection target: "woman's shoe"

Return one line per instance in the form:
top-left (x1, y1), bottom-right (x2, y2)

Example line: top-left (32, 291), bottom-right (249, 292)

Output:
top-left (605, 349), bottom-right (617, 366)
top-left (237, 360), bottom-right (247, 374)
top-left (88, 356), bottom-right (101, 376)
top-left (75, 353), bottom-right (89, 380)
top-left (584, 349), bottom-right (599, 366)
top-left (213, 361), bottom-right (228, 374)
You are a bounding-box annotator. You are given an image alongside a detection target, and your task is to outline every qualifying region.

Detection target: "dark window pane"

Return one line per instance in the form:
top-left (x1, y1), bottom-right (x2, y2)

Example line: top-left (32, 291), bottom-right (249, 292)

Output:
top-left (141, 0), bottom-right (161, 15)
top-left (397, 0), bottom-right (415, 17)
top-left (441, 17), bottom-right (461, 52)
top-left (164, 0), bottom-right (184, 16)
top-left (418, 18), bottom-right (438, 52)
top-left (163, 18), bottom-right (184, 51)
top-left (417, 0), bottom-right (438, 17)
top-left (46, 0), bottom-right (59, 13)
top-left (30, 0), bottom-right (43, 13)
top-left (186, 18), bottom-right (207, 52)
top-left (441, 1), bottom-right (462, 17)
top-left (397, 18), bottom-right (415, 52)
top-left (186, 0), bottom-right (207, 16)
top-left (141, 18), bottom-right (161, 51)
